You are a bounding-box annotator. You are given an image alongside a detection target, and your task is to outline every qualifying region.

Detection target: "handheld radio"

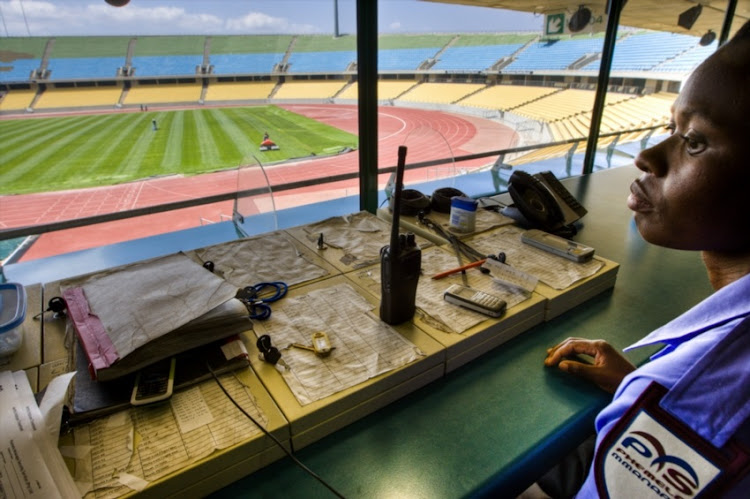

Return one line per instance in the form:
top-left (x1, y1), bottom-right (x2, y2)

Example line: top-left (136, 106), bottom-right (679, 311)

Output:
top-left (380, 146), bottom-right (421, 325)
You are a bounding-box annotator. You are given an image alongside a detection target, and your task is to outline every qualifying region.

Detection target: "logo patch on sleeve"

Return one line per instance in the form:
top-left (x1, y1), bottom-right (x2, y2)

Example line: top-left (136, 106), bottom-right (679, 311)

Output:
top-left (595, 382), bottom-right (750, 498)
top-left (602, 410), bottom-right (720, 497)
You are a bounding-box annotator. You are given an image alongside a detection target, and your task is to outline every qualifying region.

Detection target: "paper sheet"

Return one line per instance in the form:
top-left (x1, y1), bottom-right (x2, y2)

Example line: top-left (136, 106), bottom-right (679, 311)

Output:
top-left (254, 283), bottom-right (423, 405)
top-left (355, 248), bottom-right (531, 334)
top-left (193, 231), bottom-right (330, 287)
top-left (0, 370), bottom-right (79, 499)
top-left (60, 253), bottom-right (239, 359)
top-left (67, 374), bottom-right (267, 498)
top-left (473, 208), bottom-right (515, 232)
top-left (467, 226), bottom-right (603, 290)
top-left (302, 211), bottom-right (403, 268)
top-left (425, 208), bottom-right (515, 236)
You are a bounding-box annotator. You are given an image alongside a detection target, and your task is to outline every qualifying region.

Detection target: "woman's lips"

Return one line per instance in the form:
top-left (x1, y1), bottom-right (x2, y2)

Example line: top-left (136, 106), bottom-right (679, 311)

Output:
top-left (627, 179), bottom-right (654, 213)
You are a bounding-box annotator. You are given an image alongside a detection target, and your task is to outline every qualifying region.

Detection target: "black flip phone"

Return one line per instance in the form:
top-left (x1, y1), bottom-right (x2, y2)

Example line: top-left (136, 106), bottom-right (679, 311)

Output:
top-left (380, 146), bottom-right (421, 325)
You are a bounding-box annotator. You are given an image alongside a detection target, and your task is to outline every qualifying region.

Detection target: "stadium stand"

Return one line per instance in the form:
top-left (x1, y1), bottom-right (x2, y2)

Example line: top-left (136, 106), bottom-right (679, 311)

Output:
top-left (273, 80), bottom-right (348, 99)
top-left (545, 91), bottom-right (673, 141)
top-left (0, 36), bottom-right (47, 82)
top-left (210, 53), bottom-right (284, 75)
top-left (378, 48), bottom-right (439, 70)
top-left (397, 82), bottom-right (486, 104)
top-left (0, 58), bottom-right (42, 82)
top-left (204, 81), bottom-right (276, 101)
top-left (130, 55), bottom-right (203, 77)
top-left (0, 30), bottom-right (704, 174)
top-left (459, 84), bottom-right (558, 111)
top-left (582, 31), bottom-right (698, 71)
top-left (377, 80), bottom-right (419, 99)
top-left (512, 88), bottom-right (633, 121)
top-left (125, 83), bottom-right (203, 105)
top-left (132, 35), bottom-right (206, 56)
top-left (209, 35), bottom-right (295, 55)
top-left (433, 44), bottom-right (524, 71)
top-left (334, 82), bottom-right (357, 100)
top-left (336, 80), bottom-right (419, 100)
top-left (34, 86), bottom-right (122, 109)
top-left (46, 57), bottom-right (124, 80)
top-left (504, 36), bottom-right (605, 71)
top-left (655, 40), bottom-right (717, 72)
top-left (286, 51), bottom-right (356, 73)
top-left (0, 89), bottom-right (36, 110)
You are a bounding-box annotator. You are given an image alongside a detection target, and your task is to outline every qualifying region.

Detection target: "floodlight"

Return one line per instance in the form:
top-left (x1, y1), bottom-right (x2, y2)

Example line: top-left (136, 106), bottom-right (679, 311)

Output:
top-left (569, 6), bottom-right (592, 33)
top-left (699, 29), bottom-right (716, 45)
top-left (678, 4), bottom-right (702, 30)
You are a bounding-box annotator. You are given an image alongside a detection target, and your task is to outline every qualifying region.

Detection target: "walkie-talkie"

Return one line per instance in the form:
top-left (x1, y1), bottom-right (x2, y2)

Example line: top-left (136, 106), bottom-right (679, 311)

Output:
top-left (380, 145), bottom-right (421, 325)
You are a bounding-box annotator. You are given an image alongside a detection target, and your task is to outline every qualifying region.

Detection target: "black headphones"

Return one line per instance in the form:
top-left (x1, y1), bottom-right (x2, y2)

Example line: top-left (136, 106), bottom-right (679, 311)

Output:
top-left (391, 189), bottom-right (431, 217)
top-left (431, 187), bottom-right (467, 213)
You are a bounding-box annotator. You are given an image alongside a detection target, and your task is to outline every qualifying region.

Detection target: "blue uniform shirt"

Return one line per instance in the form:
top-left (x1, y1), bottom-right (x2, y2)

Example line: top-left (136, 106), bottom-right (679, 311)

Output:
top-left (576, 272), bottom-right (750, 497)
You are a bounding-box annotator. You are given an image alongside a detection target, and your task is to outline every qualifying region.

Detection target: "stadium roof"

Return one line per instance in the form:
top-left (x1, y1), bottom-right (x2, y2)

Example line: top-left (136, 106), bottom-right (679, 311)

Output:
top-left (426, 0), bottom-right (750, 38)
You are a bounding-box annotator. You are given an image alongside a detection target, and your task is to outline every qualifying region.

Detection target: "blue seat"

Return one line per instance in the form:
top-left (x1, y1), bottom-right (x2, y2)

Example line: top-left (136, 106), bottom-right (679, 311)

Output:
top-left (378, 48), bottom-right (438, 71)
top-left (433, 44), bottom-right (524, 71)
top-left (211, 53), bottom-right (284, 74)
top-left (584, 32), bottom-right (698, 71)
top-left (48, 57), bottom-right (124, 79)
top-left (287, 51), bottom-right (355, 72)
top-left (131, 55), bottom-right (202, 77)
top-left (505, 38), bottom-right (604, 71)
top-left (0, 58), bottom-right (41, 82)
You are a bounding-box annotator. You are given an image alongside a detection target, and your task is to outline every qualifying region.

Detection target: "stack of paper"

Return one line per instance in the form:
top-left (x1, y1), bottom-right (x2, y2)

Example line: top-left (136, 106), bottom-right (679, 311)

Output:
top-left (60, 253), bottom-right (252, 381)
top-left (0, 370), bottom-right (79, 498)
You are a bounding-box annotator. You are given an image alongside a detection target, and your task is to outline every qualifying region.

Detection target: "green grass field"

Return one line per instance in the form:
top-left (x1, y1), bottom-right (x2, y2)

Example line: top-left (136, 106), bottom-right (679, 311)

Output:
top-left (0, 105), bottom-right (358, 195)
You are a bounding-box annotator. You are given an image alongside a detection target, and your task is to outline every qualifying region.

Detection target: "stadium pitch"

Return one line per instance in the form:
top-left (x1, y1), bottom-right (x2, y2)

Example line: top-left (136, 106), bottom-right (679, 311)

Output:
top-left (0, 105), bottom-right (359, 195)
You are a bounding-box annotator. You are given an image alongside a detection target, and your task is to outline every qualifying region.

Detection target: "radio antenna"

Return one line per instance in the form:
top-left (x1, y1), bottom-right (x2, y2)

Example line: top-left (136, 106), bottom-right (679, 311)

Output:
top-left (389, 146), bottom-right (408, 257)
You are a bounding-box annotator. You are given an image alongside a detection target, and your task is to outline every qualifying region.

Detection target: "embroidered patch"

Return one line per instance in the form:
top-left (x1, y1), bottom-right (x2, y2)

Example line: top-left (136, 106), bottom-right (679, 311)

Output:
top-left (595, 382), bottom-right (750, 498)
top-left (600, 409), bottom-right (721, 497)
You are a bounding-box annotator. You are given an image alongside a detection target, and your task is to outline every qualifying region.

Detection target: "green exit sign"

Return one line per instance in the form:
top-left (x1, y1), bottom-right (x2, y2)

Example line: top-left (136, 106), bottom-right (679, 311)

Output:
top-left (546, 13), bottom-right (565, 35)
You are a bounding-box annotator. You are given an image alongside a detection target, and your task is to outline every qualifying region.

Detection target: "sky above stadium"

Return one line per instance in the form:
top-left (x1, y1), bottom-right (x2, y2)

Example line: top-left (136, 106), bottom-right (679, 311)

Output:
top-left (0, 0), bottom-right (544, 37)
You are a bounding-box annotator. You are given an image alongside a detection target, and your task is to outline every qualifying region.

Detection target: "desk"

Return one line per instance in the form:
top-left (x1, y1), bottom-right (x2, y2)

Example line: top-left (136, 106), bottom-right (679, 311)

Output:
top-left (209, 165), bottom-right (713, 498)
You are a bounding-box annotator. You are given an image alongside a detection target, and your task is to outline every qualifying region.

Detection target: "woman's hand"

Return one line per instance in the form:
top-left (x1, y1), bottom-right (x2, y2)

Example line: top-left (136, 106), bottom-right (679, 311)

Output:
top-left (544, 338), bottom-right (636, 394)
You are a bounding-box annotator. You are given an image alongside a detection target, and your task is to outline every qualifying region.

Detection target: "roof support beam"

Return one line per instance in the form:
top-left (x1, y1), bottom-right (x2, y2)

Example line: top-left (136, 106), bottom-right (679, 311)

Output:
top-left (357, 0), bottom-right (379, 213)
top-left (583, 0), bottom-right (626, 175)
top-left (719, 0), bottom-right (739, 45)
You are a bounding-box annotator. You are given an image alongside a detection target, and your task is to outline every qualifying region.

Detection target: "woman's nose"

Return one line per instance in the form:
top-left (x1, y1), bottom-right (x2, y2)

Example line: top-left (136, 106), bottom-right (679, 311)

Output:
top-left (634, 137), bottom-right (669, 176)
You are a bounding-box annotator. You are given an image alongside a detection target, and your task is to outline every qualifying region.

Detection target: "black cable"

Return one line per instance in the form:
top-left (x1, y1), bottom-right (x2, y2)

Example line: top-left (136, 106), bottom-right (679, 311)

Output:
top-left (206, 363), bottom-right (347, 499)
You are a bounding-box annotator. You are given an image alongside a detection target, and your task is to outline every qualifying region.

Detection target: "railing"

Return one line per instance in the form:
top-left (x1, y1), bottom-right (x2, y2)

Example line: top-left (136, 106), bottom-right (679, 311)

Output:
top-left (0, 124), bottom-right (664, 242)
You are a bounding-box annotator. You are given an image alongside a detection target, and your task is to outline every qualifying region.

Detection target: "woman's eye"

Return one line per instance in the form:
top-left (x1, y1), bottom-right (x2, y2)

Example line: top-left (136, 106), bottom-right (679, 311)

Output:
top-left (682, 134), bottom-right (706, 154)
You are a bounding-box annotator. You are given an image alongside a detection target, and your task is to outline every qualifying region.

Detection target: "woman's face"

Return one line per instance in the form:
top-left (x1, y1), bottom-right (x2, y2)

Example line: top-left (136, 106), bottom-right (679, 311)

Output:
top-left (628, 48), bottom-right (750, 252)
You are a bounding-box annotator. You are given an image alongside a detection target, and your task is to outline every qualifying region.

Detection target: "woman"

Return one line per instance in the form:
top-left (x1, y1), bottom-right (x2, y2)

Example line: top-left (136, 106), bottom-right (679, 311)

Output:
top-left (542, 20), bottom-right (750, 498)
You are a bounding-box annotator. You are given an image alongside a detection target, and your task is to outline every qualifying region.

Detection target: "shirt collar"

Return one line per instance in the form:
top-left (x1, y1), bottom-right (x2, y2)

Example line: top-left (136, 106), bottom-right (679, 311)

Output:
top-left (625, 272), bottom-right (750, 352)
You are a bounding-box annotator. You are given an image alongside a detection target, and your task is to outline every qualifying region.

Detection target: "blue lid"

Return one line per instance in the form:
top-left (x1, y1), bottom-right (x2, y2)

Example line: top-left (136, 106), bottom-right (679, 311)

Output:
top-left (450, 196), bottom-right (478, 212)
top-left (0, 283), bottom-right (27, 334)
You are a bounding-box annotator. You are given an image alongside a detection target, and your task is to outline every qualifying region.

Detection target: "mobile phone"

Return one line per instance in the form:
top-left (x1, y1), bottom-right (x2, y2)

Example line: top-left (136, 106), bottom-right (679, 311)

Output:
top-left (521, 229), bottom-right (595, 263)
top-left (131, 357), bottom-right (176, 406)
top-left (443, 284), bottom-right (506, 318)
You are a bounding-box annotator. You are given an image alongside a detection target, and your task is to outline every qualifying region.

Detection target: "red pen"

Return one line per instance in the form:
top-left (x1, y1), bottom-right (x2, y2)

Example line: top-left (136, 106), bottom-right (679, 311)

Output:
top-left (431, 259), bottom-right (487, 280)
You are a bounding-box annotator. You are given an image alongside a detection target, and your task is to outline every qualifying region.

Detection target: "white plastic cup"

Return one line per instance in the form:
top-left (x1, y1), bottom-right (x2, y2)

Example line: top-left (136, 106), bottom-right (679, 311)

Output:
top-left (449, 196), bottom-right (478, 233)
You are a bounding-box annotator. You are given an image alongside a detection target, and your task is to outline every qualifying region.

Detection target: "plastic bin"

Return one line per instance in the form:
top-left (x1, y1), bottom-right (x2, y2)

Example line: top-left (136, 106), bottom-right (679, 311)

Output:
top-left (0, 283), bottom-right (27, 364)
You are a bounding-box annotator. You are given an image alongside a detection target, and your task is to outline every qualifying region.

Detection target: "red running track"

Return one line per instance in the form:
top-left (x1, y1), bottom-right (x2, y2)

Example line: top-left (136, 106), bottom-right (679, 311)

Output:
top-left (0, 104), bottom-right (518, 261)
